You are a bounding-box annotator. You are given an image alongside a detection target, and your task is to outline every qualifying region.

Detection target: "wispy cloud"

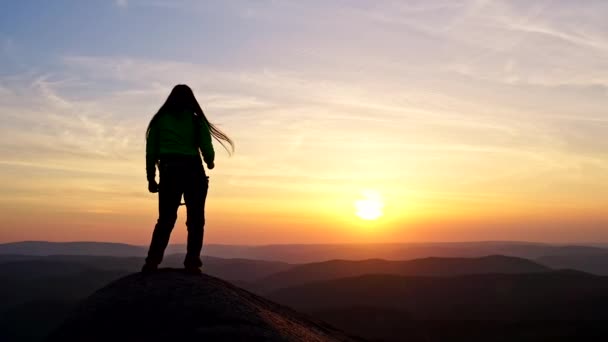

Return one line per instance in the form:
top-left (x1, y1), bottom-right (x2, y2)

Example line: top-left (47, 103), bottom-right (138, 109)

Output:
top-left (6, 53), bottom-right (607, 190)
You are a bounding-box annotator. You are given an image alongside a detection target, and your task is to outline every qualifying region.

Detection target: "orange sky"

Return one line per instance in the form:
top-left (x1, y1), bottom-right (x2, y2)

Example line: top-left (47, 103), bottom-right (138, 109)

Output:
top-left (1, 1), bottom-right (607, 244)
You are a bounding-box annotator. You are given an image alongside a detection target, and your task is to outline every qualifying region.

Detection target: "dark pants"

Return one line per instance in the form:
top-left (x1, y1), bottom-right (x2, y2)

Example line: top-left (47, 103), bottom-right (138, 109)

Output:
top-left (145, 155), bottom-right (209, 268)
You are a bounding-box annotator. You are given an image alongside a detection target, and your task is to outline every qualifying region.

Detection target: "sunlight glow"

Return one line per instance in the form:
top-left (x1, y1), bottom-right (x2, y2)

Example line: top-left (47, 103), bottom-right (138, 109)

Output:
top-left (355, 190), bottom-right (384, 221)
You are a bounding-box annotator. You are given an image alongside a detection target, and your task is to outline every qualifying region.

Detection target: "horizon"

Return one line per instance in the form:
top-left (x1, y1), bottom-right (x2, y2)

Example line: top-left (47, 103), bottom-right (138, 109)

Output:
top-left (1, 1), bottom-right (607, 245)
top-left (3, 239), bottom-right (608, 247)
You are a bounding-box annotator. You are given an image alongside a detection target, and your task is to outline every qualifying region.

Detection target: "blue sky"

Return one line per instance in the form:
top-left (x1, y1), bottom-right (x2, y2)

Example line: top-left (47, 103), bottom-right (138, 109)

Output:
top-left (1, 0), bottom-right (607, 244)
top-left (1, 1), bottom-right (259, 69)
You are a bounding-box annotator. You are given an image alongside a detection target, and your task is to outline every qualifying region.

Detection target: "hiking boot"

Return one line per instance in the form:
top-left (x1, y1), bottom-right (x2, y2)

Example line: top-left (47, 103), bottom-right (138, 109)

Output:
top-left (184, 266), bottom-right (202, 275)
top-left (141, 263), bottom-right (158, 274)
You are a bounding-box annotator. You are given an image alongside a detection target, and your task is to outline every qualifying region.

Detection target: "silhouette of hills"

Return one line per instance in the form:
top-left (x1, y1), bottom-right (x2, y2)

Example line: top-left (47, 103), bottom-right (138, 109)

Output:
top-left (268, 272), bottom-right (608, 341)
top-left (0, 254), bottom-right (291, 311)
top-left (256, 255), bottom-right (550, 291)
top-left (537, 253), bottom-right (608, 275)
top-left (0, 241), bottom-right (147, 256)
top-left (0, 254), bottom-right (291, 282)
top-left (4, 240), bottom-right (608, 263)
top-left (268, 271), bottom-right (608, 319)
top-left (1, 254), bottom-right (550, 314)
top-left (48, 269), bottom-right (360, 342)
top-left (4, 243), bottom-right (608, 341)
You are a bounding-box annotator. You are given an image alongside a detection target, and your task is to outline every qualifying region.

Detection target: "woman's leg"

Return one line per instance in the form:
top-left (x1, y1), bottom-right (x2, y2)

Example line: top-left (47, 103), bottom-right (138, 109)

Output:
top-left (145, 162), bottom-right (183, 266)
top-left (183, 166), bottom-right (209, 268)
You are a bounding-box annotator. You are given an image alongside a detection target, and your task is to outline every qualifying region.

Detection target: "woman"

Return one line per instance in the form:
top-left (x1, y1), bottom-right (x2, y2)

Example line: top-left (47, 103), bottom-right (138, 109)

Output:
top-left (142, 84), bottom-right (234, 274)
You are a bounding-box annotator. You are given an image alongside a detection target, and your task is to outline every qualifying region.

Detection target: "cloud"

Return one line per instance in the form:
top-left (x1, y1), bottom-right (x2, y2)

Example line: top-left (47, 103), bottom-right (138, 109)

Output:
top-left (50, 56), bottom-right (605, 188)
top-left (7, 52), bottom-right (608, 172)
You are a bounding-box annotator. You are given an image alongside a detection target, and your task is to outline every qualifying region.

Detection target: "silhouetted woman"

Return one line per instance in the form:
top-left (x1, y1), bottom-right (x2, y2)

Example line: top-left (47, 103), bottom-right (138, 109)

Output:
top-left (142, 84), bottom-right (234, 274)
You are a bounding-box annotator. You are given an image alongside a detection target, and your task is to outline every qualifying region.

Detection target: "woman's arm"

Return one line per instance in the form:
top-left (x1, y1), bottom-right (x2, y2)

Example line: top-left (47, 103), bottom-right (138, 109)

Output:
top-left (199, 119), bottom-right (215, 168)
top-left (146, 122), bottom-right (159, 183)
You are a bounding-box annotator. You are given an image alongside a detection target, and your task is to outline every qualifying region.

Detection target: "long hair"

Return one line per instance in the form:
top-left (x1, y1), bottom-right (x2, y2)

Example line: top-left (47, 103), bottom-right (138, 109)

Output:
top-left (146, 84), bottom-right (234, 154)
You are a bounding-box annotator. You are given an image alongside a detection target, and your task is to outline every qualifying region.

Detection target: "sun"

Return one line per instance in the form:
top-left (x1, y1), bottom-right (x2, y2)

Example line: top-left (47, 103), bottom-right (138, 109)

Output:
top-left (354, 190), bottom-right (384, 220)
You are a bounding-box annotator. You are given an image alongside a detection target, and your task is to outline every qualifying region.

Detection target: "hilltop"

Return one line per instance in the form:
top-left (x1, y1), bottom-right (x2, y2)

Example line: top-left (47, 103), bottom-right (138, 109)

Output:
top-left (48, 269), bottom-right (360, 342)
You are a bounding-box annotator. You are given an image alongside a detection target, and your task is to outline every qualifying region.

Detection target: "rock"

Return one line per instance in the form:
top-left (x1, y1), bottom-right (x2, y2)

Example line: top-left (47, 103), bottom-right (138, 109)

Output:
top-left (48, 268), bottom-right (361, 342)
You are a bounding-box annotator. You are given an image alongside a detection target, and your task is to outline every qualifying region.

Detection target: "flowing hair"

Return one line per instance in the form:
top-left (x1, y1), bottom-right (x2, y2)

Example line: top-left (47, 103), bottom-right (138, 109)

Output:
top-left (146, 84), bottom-right (234, 155)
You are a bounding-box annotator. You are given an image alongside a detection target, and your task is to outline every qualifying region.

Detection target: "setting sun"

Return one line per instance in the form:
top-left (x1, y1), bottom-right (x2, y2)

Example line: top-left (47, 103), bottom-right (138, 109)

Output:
top-left (354, 190), bottom-right (384, 221)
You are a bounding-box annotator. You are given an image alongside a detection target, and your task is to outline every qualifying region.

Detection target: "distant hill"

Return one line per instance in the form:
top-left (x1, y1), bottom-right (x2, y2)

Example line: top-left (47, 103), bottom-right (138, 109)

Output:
top-left (257, 255), bottom-right (550, 291)
top-left (537, 254), bottom-right (608, 275)
top-left (186, 241), bottom-right (608, 263)
top-left (2, 248), bottom-right (607, 341)
top-left (0, 241), bottom-right (146, 256)
top-left (268, 272), bottom-right (608, 341)
top-left (48, 269), bottom-right (361, 342)
top-left (5, 241), bottom-right (608, 263)
top-left (0, 254), bottom-right (292, 281)
top-left (268, 271), bottom-right (608, 320)
top-left (0, 254), bottom-right (292, 311)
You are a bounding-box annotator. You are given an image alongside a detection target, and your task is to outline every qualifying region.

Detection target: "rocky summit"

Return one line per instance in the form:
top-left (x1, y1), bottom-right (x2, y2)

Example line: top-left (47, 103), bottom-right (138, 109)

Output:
top-left (47, 268), bottom-right (360, 342)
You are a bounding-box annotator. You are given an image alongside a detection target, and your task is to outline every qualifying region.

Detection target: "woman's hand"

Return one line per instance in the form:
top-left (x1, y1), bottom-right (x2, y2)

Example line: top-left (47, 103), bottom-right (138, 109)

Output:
top-left (148, 180), bottom-right (159, 193)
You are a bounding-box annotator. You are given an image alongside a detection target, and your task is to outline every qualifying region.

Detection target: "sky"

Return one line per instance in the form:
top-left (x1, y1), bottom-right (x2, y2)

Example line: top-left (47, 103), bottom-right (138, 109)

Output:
top-left (0, 0), bottom-right (607, 245)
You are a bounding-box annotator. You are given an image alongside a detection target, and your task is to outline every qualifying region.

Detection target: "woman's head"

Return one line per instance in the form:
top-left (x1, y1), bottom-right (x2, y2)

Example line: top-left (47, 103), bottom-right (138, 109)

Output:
top-left (147, 84), bottom-right (235, 154)
top-left (158, 84), bottom-right (198, 114)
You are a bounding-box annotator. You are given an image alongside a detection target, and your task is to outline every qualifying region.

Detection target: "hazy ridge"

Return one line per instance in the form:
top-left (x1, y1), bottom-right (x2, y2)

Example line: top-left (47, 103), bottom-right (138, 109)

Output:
top-left (4, 240), bottom-right (608, 265)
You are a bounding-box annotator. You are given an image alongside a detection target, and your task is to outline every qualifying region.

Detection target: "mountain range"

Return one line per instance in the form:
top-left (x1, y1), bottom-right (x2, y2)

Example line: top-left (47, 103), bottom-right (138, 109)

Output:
top-left (2, 241), bottom-right (608, 341)
top-left (4, 240), bottom-right (608, 266)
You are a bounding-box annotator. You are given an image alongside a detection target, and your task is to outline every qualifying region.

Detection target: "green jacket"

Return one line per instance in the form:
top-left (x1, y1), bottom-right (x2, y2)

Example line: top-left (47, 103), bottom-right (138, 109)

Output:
top-left (146, 111), bottom-right (215, 181)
